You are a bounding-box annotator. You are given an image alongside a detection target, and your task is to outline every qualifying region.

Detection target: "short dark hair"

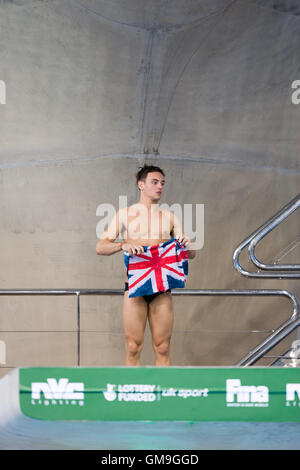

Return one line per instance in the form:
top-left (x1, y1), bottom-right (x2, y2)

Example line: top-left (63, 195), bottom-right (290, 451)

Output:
top-left (136, 164), bottom-right (165, 188)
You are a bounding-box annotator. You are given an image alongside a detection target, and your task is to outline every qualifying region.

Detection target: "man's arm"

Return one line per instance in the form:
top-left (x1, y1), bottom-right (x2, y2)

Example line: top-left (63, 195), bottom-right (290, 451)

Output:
top-left (170, 211), bottom-right (196, 260)
top-left (96, 210), bottom-right (123, 256)
top-left (96, 209), bottom-right (145, 256)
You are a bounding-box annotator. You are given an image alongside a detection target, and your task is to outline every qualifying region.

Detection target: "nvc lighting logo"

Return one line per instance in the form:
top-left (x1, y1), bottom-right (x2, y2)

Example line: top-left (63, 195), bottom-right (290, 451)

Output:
top-left (31, 378), bottom-right (84, 406)
top-left (286, 384), bottom-right (300, 407)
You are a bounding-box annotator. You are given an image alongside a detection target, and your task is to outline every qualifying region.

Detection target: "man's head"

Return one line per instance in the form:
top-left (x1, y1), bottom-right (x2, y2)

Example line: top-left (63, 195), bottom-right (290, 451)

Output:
top-left (136, 164), bottom-right (165, 201)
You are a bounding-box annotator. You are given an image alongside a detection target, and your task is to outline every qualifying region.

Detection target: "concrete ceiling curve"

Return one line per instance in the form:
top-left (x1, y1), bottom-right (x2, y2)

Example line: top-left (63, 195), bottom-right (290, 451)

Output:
top-left (1, 0), bottom-right (300, 170)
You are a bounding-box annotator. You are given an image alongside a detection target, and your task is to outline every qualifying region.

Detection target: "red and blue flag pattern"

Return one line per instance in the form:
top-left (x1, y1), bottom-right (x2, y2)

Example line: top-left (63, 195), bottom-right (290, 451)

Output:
top-left (124, 238), bottom-right (188, 298)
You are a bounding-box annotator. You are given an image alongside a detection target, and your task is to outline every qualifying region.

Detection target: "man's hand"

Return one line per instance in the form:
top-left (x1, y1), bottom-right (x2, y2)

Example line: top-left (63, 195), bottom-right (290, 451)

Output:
top-left (175, 234), bottom-right (196, 259)
top-left (121, 243), bottom-right (144, 255)
top-left (175, 234), bottom-right (191, 247)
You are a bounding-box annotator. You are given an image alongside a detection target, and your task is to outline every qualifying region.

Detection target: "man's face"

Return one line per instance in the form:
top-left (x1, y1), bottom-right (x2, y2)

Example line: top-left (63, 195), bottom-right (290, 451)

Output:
top-left (139, 172), bottom-right (165, 201)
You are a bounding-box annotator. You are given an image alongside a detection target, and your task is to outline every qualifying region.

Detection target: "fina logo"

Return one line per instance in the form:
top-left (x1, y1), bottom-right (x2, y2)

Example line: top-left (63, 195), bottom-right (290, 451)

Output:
top-left (226, 379), bottom-right (269, 407)
top-left (286, 384), bottom-right (300, 407)
top-left (31, 378), bottom-right (84, 406)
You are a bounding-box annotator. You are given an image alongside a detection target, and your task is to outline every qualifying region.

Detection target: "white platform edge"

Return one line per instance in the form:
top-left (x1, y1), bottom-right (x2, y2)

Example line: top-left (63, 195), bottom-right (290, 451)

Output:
top-left (0, 368), bottom-right (21, 427)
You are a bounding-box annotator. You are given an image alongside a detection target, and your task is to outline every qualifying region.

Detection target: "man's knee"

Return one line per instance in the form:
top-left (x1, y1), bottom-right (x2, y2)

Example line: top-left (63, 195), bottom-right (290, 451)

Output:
top-left (126, 337), bottom-right (144, 357)
top-left (153, 338), bottom-right (171, 356)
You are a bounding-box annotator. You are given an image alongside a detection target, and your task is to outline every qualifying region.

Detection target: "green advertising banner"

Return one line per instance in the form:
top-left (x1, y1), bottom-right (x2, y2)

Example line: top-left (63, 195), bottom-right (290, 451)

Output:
top-left (19, 367), bottom-right (300, 422)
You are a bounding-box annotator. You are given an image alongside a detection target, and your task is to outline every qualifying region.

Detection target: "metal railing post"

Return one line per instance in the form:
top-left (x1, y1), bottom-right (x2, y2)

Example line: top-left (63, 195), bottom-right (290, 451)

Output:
top-left (76, 291), bottom-right (80, 367)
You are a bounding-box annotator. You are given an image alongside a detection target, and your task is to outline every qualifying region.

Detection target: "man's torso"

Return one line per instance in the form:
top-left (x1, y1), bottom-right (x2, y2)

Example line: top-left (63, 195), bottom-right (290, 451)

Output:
top-left (120, 204), bottom-right (174, 281)
top-left (121, 203), bottom-right (173, 246)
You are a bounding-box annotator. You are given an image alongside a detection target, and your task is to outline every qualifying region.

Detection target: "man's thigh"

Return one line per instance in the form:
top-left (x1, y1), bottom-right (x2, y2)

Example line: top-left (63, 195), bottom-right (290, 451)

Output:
top-left (147, 292), bottom-right (174, 343)
top-left (122, 291), bottom-right (148, 342)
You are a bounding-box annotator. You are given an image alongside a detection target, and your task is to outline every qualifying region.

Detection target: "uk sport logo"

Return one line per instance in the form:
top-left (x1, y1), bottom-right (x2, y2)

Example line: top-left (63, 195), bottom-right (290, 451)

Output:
top-left (102, 383), bottom-right (209, 402)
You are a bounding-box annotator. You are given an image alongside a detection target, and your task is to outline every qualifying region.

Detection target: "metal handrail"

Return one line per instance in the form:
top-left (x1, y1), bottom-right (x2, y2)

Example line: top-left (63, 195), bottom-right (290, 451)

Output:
top-left (249, 194), bottom-right (300, 271)
top-left (233, 193), bottom-right (300, 278)
top-left (236, 310), bottom-right (300, 366)
top-left (0, 287), bottom-right (298, 367)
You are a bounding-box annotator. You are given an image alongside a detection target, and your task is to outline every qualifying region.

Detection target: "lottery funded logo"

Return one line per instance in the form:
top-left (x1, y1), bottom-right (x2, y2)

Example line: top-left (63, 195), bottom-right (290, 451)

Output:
top-left (102, 383), bottom-right (209, 402)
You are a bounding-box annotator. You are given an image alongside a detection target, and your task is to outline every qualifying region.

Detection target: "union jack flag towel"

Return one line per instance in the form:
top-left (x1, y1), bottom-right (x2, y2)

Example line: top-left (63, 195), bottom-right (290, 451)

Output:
top-left (124, 238), bottom-right (188, 298)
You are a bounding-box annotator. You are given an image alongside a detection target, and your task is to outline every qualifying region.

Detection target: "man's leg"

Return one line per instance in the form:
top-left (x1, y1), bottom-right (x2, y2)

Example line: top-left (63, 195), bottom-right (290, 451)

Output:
top-left (148, 292), bottom-right (174, 366)
top-left (122, 291), bottom-right (148, 365)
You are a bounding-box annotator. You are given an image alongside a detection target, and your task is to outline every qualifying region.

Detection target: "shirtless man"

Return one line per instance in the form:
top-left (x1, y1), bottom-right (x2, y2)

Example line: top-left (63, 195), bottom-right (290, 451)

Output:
top-left (96, 164), bottom-right (196, 366)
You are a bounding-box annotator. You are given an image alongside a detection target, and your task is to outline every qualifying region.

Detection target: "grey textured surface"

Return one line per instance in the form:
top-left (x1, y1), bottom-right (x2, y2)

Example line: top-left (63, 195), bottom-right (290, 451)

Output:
top-left (0, 0), bottom-right (299, 372)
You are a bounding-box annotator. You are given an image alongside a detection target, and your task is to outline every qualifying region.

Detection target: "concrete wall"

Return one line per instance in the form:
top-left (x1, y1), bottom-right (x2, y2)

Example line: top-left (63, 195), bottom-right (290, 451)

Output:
top-left (0, 0), bottom-right (299, 376)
